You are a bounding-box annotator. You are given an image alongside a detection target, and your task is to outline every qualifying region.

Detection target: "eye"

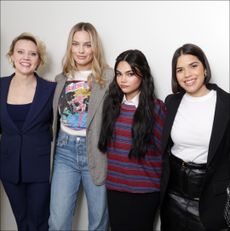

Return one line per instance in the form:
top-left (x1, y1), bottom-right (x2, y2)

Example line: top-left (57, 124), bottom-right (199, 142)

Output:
top-left (116, 71), bottom-right (121, 77)
top-left (17, 50), bottom-right (24, 54)
top-left (176, 68), bottom-right (182, 73)
top-left (127, 72), bottom-right (135, 77)
top-left (191, 63), bottom-right (198, 68)
top-left (31, 52), bottom-right (38, 57)
top-left (72, 42), bottom-right (78, 46)
top-left (86, 44), bottom-right (91, 48)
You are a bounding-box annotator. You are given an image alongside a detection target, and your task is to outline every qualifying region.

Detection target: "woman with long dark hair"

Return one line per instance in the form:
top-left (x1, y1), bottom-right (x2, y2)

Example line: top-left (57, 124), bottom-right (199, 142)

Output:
top-left (98, 49), bottom-right (166, 230)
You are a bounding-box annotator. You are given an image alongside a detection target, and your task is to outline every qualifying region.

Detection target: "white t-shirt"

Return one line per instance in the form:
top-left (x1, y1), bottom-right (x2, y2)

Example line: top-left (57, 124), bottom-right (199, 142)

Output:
top-left (171, 90), bottom-right (217, 163)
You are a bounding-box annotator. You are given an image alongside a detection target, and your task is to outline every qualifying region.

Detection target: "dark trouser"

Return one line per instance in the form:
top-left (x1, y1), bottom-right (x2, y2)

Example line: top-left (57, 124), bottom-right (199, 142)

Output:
top-left (161, 154), bottom-right (207, 231)
top-left (1, 180), bottom-right (50, 231)
top-left (107, 189), bottom-right (160, 231)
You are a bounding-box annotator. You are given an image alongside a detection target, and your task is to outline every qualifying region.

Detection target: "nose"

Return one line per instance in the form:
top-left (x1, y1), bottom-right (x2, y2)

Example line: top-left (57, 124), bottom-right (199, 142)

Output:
top-left (184, 68), bottom-right (191, 77)
top-left (79, 45), bottom-right (84, 53)
top-left (120, 75), bottom-right (128, 82)
top-left (23, 53), bottom-right (30, 59)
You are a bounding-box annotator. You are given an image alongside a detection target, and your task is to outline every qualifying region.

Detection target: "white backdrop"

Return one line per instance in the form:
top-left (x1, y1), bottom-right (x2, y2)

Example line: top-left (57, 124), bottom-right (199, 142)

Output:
top-left (1, 1), bottom-right (229, 230)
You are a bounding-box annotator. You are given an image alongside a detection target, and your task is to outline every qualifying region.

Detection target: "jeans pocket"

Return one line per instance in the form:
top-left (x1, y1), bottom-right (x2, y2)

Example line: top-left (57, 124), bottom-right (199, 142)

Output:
top-left (56, 132), bottom-right (68, 147)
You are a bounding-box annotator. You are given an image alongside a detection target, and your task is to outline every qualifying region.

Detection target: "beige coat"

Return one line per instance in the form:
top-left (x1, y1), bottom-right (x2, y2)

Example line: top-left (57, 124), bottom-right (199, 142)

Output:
top-left (51, 67), bottom-right (114, 185)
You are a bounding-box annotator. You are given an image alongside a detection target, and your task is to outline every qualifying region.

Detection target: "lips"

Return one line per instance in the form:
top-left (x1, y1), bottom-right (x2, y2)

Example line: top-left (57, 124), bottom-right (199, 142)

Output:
top-left (77, 56), bottom-right (86, 59)
top-left (184, 78), bottom-right (196, 86)
top-left (20, 62), bottom-right (31, 67)
top-left (120, 85), bottom-right (129, 88)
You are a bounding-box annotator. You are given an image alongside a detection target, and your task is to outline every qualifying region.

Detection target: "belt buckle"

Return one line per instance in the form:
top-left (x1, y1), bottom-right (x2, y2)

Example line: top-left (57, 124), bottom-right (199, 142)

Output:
top-left (181, 161), bottom-right (186, 170)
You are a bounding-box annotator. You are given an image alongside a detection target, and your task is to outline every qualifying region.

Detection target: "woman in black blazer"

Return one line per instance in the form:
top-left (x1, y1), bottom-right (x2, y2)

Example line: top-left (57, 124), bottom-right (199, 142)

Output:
top-left (160, 43), bottom-right (230, 231)
top-left (0, 33), bottom-right (56, 231)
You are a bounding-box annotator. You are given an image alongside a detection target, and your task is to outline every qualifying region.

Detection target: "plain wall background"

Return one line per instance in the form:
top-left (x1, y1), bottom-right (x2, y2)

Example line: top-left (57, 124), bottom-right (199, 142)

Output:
top-left (1, 1), bottom-right (229, 230)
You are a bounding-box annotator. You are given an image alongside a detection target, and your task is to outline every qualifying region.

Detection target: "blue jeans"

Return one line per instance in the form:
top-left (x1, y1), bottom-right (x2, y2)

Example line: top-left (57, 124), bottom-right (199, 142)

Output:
top-left (49, 130), bottom-right (108, 231)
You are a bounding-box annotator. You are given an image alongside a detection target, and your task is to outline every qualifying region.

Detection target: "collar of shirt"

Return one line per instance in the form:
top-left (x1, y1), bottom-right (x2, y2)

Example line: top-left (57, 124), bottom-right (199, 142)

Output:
top-left (122, 92), bottom-right (140, 108)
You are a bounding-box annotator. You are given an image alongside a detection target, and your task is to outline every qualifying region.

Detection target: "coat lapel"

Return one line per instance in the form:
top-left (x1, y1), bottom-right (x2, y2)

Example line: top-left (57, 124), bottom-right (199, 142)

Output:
top-left (53, 75), bottom-right (66, 119)
top-left (87, 80), bottom-right (106, 127)
top-left (22, 75), bottom-right (51, 132)
top-left (162, 93), bottom-right (183, 153)
top-left (1, 75), bottom-right (19, 132)
top-left (207, 90), bottom-right (230, 165)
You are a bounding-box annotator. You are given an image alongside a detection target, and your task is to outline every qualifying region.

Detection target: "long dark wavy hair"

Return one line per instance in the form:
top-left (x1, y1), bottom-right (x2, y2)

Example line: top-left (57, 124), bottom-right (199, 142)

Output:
top-left (98, 49), bottom-right (156, 159)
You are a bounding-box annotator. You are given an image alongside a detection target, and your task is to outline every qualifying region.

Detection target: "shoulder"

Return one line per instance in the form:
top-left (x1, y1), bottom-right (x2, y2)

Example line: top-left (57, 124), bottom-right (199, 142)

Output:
top-left (154, 98), bottom-right (165, 108)
top-left (36, 74), bottom-right (57, 90)
top-left (165, 93), bottom-right (176, 103)
top-left (0, 75), bottom-right (13, 90)
top-left (210, 83), bottom-right (230, 97)
top-left (0, 75), bottom-right (13, 83)
top-left (164, 94), bottom-right (173, 106)
top-left (208, 83), bottom-right (230, 103)
top-left (165, 92), bottom-right (183, 104)
top-left (103, 67), bottom-right (114, 81)
top-left (55, 73), bottom-right (66, 82)
top-left (154, 98), bottom-right (167, 116)
top-left (218, 87), bottom-right (230, 105)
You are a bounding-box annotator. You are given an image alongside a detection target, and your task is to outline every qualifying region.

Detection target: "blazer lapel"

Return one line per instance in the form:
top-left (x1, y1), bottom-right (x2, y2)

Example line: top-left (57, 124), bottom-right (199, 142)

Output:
top-left (1, 75), bottom-right (19, 132)
top-left (207, 91), bottom-right (229, 165)
top-left (22, 76), bottom-right (51, 132)
top-left (87, 80), bottom-right (106, 127)
top-left (53, 75), bottom-right (66, 118)
top-left (162, 94), bottom-right (183, 153)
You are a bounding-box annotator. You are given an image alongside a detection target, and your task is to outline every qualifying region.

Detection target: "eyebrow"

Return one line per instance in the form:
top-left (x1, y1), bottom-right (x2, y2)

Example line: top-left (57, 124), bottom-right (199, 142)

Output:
top-left (16, 48), bottom-right (38, 52)
top-left (72, 40), bottom-right (91, 44)
top-left (116, 69), bottom-right (133, 74)
top-left (176, 61), bottom-right (199, 69)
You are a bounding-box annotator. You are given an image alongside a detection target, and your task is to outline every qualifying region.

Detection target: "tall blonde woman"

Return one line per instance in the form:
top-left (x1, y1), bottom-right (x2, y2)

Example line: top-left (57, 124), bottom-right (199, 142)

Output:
top-left (48, 22), bottom-right (113, 231)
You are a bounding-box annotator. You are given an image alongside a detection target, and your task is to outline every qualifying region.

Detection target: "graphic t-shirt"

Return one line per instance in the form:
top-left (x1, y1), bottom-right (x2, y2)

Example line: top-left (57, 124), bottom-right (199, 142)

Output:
top-left (59, 71), bottom-right (91, 134)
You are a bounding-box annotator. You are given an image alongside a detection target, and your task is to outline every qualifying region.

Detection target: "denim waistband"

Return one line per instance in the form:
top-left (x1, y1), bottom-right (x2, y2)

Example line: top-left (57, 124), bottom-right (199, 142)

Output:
top-left (58, 129), bottom-right (86, 143)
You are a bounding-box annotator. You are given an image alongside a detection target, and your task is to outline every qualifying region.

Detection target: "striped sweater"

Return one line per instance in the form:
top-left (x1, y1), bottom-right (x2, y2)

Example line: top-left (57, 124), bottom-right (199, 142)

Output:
top-left (106, 99), bottom-right (166, 193)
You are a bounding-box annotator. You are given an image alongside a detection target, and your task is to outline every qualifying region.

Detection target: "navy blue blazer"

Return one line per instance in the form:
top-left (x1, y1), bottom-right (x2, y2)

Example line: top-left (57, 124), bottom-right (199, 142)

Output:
top-left (160, 83), bottom-right (230, 230)
top-left (0, 73), bottom-right (56, 183)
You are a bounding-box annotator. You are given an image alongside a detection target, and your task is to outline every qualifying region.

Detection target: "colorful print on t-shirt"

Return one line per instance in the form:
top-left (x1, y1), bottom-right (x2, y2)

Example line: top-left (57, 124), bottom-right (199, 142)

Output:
top-left (59, 80), bottom-right (91, 130)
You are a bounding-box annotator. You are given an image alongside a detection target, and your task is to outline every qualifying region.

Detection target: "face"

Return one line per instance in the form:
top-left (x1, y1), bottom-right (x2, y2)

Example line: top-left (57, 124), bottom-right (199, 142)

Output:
top-left (176, 54), bottom-right (208, 97)
top-left (11, 39), bottom-right (40, 75)
top-left (71, 30), bottom-right (93, 71)
top-left (116, 61), bottom-right (142, 100)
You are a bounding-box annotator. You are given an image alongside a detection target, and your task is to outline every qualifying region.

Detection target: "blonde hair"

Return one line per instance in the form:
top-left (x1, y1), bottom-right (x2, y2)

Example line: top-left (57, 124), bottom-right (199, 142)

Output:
top-left (62, 22), bottom-right (108, 87)
top-left (7, 32), bottom-right (46, 69)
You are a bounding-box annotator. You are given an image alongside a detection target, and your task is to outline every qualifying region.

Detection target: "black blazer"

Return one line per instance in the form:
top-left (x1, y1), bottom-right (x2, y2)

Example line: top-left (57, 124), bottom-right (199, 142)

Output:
top-left (0, 74), bottom-right (56, 183)
top-left (160, 83), bottom-right (230, 230)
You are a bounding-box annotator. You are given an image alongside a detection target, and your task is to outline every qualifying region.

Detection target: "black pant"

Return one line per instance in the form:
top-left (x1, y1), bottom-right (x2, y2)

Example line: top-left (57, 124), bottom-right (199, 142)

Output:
top-left (107, 189), bottom-right (160, 231)
top-left (161, 154), bottom-right (207, 231)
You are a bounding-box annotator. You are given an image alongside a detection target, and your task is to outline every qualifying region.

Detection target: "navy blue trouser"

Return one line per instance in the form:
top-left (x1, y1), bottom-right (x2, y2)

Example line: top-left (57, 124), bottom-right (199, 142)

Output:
top-left (2, 180), bottom-right (50, 231)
